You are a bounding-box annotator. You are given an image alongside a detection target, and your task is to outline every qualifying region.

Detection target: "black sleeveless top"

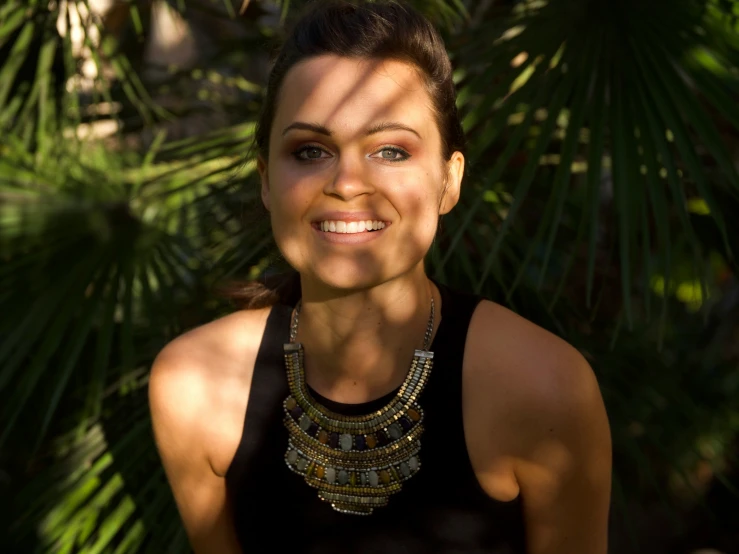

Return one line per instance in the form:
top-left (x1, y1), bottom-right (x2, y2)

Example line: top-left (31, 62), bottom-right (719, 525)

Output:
top-left (225, 284), bottom-right (526, 553)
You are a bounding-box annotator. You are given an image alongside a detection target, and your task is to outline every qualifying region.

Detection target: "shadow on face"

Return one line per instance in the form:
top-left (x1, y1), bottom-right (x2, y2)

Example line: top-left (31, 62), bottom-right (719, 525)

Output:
top-left (258, 55), bottom-right (465, 296)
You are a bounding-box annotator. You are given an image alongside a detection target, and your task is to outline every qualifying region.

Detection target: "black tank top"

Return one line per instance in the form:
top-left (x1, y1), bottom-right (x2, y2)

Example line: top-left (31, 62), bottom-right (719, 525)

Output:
top-left (225, 284), bottom-right (526, 553)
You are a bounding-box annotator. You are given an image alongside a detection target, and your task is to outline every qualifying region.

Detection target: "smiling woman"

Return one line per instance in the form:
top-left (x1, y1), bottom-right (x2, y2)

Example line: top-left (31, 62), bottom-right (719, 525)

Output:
top-left (148, 2), bottom-right (612, 554)
top-left (261, 54), bottom-right (464, 290)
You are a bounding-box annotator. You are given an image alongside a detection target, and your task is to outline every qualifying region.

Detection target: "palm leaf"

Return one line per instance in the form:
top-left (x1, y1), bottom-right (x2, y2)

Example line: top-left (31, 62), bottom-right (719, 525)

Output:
top-left (450, 0), bottom-right (739, 317)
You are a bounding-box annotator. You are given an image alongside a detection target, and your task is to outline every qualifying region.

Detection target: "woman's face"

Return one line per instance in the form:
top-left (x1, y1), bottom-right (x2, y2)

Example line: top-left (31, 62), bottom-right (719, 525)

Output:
top-left (259, 55), bottom-right (464, 292)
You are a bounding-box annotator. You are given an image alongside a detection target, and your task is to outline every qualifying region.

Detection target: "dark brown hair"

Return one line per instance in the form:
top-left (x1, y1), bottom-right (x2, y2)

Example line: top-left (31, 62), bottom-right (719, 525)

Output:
top-left (256, 0), bottom-right (465, 161)
top-left (226, 0), bottom-right (465, 309)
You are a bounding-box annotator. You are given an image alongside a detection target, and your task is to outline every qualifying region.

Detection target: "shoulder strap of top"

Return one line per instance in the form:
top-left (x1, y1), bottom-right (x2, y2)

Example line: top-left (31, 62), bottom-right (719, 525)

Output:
top-left (226, 303), bottom-right (292, 483)
top-left (433, 281), bottom-right (483, 361)
top-left (421, 281), bottom-right (484, 452)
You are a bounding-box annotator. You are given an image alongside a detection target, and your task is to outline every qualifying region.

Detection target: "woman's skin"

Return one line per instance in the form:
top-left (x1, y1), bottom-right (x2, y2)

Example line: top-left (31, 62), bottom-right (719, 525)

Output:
top-left (149, 55), bottom-right (612, 554)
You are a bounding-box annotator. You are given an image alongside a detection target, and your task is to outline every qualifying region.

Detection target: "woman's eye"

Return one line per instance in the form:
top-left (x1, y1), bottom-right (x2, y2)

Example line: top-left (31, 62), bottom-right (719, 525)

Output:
top-left (373, 147), bottom-right (410, 161)
top-left (293, 146), bottom-right (329, 161)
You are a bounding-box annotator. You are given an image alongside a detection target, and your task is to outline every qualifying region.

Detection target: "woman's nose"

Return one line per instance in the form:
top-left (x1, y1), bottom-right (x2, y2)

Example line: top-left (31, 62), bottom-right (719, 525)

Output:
top-left (323, 154), bottom-right (375, 200)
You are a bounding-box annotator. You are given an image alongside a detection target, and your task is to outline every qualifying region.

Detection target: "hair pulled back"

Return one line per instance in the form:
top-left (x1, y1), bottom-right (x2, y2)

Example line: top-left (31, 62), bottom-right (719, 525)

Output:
top-left (255, 0), bottom-right (465, 161)
top-left (227, 0), bottom-right (465, 309)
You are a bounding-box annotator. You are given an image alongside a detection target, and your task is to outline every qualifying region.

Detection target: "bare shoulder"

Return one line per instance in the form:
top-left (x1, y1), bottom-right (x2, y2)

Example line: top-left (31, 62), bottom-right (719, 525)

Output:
top-left (466, 299), bottom-right (602, 413)
top-left (465, 300), bottom-right (612, 553)
top-left (149, 306), bottom-right (272, 474)
top-left (151, 306), bottom-right (272, 383)
top-left (147, 307), bottom-right (272, 554)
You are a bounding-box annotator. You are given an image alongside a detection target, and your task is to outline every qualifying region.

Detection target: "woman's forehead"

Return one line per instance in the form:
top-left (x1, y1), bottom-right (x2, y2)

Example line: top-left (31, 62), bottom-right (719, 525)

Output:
top-left (273, 55), bottom-right (436, 139)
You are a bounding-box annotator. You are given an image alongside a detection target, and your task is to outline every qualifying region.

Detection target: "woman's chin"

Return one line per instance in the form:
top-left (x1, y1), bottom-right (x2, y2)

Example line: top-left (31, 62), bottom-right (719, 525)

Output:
top-left (283, 247), bottom-right (427, 293)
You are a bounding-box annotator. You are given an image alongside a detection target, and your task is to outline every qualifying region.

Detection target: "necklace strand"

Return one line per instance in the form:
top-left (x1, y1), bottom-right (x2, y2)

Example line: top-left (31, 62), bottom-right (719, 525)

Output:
top-left (282, 291), bottom-right (436, 515)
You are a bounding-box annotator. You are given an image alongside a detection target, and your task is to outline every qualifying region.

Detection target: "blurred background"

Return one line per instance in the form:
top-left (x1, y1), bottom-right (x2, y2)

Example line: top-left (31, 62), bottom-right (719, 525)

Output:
top-left (1, 0), bottom-right (739, 552)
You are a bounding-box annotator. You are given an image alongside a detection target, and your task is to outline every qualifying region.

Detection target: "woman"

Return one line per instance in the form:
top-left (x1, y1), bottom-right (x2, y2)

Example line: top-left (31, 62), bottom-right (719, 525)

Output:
top-left (149, 2), bottom-right (612, 553)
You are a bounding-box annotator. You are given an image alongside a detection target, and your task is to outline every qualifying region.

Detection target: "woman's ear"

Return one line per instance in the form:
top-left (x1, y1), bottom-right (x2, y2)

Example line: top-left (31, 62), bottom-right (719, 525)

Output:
top-left (440, 151), bottom-right (464, 215)
top-left (257, 155), bottom-right (270, 211)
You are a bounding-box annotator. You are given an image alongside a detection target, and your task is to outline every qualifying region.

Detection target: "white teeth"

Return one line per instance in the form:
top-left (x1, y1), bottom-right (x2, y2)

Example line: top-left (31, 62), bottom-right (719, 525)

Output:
top-left (318, 219), bottom-right (386, 234)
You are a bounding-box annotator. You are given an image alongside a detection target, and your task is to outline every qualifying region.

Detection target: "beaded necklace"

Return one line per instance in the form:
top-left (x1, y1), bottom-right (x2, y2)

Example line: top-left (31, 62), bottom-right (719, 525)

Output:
top-left (282, 297), bottom-right (435, 515)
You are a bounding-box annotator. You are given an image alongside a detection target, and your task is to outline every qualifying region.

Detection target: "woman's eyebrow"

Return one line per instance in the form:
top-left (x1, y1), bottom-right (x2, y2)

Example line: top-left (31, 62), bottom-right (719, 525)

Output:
top-left (282, 122), bottom-right (331, 136)
top-left (365, 121), bottom-right (421, 139)
top-left (281, 121), bottom-right (421, 139)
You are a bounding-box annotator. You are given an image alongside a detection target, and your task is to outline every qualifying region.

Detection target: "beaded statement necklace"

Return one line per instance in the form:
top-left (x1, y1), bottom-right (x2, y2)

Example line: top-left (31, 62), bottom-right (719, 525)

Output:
top-left (282, 297), bottom-right (435, 515)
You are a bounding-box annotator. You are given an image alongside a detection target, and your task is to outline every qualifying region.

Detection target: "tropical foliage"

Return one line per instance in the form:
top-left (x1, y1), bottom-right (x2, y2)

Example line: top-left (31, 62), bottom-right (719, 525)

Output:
top-left (2, 0), bottom-right (739, 552)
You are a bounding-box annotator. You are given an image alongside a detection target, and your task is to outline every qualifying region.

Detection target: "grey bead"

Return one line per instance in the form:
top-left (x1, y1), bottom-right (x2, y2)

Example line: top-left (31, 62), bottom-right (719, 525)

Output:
top-left (400, 462), bottom-right (411, 477)
top-left (338, 470), bottom-right (349, 485)
top-left (287, 450), bottom-right (298, 465)
top-left (326, 467), bottom-right (336, 484)
top-left (388, 423), bottom-right (402, 440)
top-left (296, 458), bottom-right (308, 472)
top-left (360, 472), bottom-right (367, 486)
top-left (368, 470), bottom-right (379, 487)
top-left (409, 456), bottom-right (419, 471)
top-left (299, 414), bottom-right (312, 431)
top-left (340, 433), bottom-right (353, 451)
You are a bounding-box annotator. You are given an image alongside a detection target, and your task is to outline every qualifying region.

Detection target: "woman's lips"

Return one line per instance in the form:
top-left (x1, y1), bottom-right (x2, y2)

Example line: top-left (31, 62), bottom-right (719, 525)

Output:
top-left (311, 222), bottom-right (389, 244)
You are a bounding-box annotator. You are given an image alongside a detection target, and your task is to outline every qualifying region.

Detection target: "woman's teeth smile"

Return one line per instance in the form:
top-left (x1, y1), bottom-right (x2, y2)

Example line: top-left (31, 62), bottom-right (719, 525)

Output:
top-left (318, 220), bottom-right (386, 234)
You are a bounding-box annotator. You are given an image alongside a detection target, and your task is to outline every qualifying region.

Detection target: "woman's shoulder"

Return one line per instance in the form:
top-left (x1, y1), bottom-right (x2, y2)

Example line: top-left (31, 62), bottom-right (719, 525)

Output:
top-left (464, 299), bottom-right (611, 544)
top-left (464, 299), bottom-right (600, 447)
top-left (148, 306), bottom-right (274, 415)
top-left (148, 307), bottom-right (274, 474)
top-left (152, 306), bottom-right (273, 380)
top-left (467, 298), bottom-right (584, 372)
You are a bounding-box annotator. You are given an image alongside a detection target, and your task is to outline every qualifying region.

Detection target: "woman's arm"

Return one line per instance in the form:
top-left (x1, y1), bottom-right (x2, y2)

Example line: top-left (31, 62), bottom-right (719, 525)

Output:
top-left (514, 349), bottom-right (612, 554)
top-left (149, 345), bottom-right (244, 554)
top-left (467, 301), bottom-right (612, 554)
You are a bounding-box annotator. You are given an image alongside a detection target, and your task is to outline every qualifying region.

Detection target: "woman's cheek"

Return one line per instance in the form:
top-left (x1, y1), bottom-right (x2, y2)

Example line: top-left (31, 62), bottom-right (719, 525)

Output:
top-left (269, 168), bottom-right (312, 218)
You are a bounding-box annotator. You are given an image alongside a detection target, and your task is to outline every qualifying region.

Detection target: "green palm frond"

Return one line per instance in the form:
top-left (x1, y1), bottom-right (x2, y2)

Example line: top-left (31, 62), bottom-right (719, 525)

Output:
top-left (10, 382), bottom-right (188, 554)
top-left (0, 0), bottom-right (169, 153)
top-left (0, 133), bottom-right (250, 552)
top-left (443, 0), bottom-right (739, 331)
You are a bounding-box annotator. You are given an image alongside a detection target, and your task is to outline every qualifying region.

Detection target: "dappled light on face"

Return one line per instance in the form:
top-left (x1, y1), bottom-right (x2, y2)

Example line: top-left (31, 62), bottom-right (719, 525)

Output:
top-left (265, 56), bottom-right (451, 295)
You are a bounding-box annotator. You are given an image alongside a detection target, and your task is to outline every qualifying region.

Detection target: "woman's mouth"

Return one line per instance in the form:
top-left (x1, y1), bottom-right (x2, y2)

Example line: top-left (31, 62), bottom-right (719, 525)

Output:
top-left (314, 220), bottom-right (386, 234)
top-left (310, 219), bottom-right (390, 244)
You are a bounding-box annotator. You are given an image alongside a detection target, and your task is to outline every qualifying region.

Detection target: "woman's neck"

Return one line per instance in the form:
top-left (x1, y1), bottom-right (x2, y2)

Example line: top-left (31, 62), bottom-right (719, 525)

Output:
top-left (295, 267), bottom-right (439, 404)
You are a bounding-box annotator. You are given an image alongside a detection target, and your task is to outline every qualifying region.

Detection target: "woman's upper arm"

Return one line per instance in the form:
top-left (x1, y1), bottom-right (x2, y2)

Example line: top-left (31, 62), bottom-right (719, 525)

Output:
top-left (148, 345), bottom-right (243, 554)
top-left (468, 301), bottom-right (611, 553)
top-left (514, 348), bottom-right (612, 554)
